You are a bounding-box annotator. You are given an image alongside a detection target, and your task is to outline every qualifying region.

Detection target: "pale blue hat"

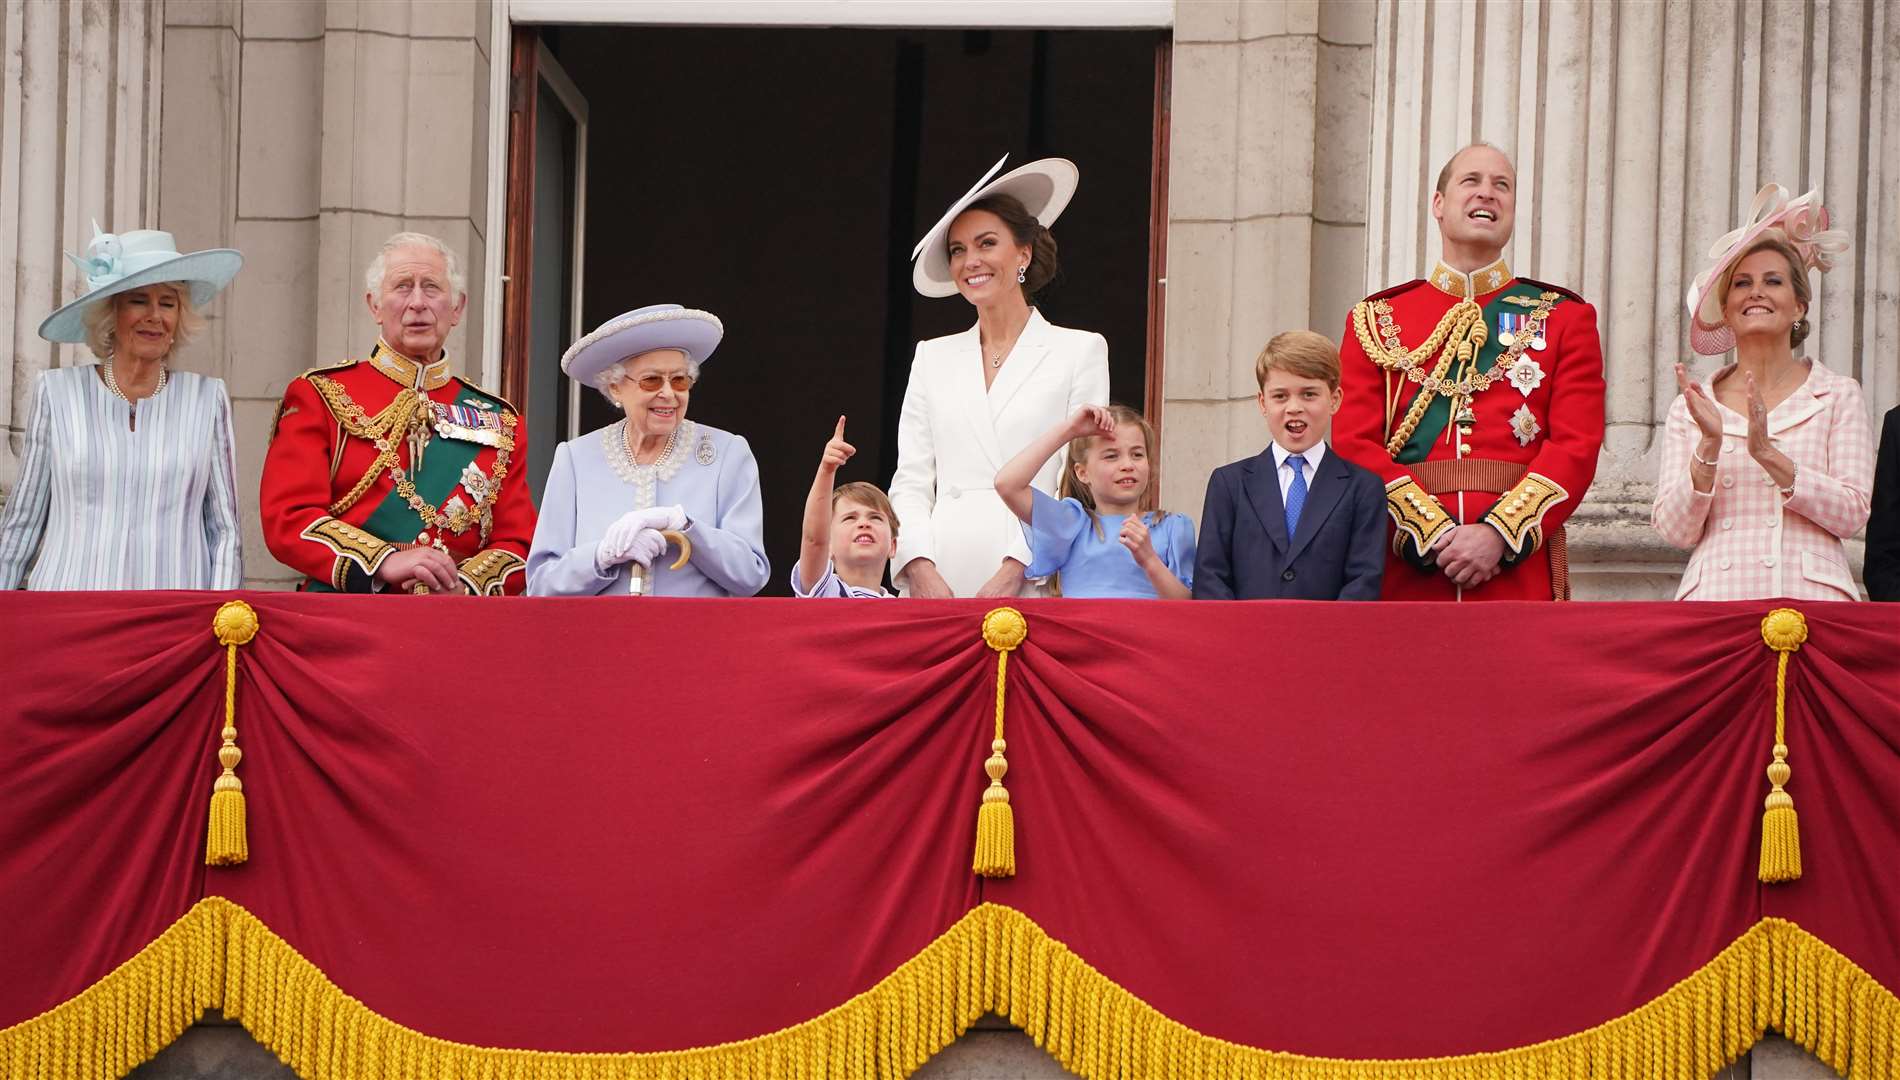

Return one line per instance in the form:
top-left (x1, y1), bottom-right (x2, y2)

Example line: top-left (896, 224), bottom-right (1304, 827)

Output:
top-left (561, 304), bottom-right (724, 390)
top-left (37, 221), bottom-right (243, 343)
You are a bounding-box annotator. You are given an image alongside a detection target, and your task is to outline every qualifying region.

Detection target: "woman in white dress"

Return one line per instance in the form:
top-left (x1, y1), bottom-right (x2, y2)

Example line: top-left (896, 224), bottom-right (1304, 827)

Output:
top-left (889, 157), bottom-right (1111, 598)
top-left (0, 224), bottom-right (243, 590)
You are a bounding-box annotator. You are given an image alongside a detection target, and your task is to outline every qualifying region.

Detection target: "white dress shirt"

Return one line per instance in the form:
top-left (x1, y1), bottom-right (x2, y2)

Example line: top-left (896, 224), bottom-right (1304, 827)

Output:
top-left (1270, 442), bottom-right (1328, 502)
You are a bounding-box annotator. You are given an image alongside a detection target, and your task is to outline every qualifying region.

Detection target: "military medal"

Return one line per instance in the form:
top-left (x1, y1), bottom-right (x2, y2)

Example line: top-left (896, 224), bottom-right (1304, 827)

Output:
top-left (1506, 356), bottom-right (1546, 397)
top-left (459, 462), bottom-right (493, 503)
top-left (1530, 324), bottom-right (1548, 351)
top-left (1496, 312), bottom-right (1517, 348)
top-left (431, 402), bottom-right (511, 448)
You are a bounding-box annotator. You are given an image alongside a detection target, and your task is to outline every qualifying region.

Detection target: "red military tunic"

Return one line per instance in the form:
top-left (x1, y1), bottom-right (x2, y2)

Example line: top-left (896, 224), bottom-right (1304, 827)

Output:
top-left (260, 341), bottom-right (536, 594)
top-left (1333, 258), bottom-right (1605, 600)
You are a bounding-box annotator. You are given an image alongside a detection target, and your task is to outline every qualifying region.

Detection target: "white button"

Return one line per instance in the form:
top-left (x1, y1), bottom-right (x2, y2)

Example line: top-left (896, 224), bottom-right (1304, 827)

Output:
top-left (1721, 476), bottom-right (1735, 489)
top-left (1718, 558), bottom-right (1732, 570)
top-left (1722, 442), bottom-right (1736, 454)
top-left (1721, 520), bottom-right (1733, 530)
top-left (947, 486), bottom-right (961, 499)
top-left (1767, 518), bottom-right (1779, 529)
top-left (1764, 558), bottom-right (1776, 568)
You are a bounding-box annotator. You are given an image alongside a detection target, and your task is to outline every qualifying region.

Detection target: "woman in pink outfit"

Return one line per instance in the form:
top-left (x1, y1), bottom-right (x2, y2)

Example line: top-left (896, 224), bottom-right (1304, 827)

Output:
top-left (1653, 185), bottom-right (1873, 600)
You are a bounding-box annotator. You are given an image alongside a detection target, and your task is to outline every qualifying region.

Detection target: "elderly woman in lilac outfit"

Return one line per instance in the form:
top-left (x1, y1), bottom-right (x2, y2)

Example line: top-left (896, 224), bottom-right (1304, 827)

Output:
top-left (527, 304), bottom-right (769, 597)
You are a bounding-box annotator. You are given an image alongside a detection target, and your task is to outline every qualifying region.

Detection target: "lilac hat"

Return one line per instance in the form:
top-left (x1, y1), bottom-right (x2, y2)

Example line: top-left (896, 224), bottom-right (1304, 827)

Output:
top-left (1685, 184), bottom-right (1847, 356)
top-left (561, 304), bottom-right (723, 390)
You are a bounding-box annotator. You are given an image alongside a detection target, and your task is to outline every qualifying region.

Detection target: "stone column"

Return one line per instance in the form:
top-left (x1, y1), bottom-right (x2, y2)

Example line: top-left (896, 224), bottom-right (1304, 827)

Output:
top-left (1366, 0), bottom-right (1900, 600)
top-left (1160, 0), bottom-right (1375, 520)
top-left (158, 0), bottom-right (494, 587)
top-left (0, 0), bottom-right (163, 493)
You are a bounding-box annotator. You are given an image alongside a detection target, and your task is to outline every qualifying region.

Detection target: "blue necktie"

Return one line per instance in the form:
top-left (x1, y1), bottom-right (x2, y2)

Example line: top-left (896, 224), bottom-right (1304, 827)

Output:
top-left (1284, 453), bottom-right (1307, 538)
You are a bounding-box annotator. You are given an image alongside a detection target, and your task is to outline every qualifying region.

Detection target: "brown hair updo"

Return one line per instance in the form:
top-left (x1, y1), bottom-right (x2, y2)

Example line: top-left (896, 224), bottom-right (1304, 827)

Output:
top-left (1716, 234), bottom-right (1814, 351)
top-left (960, 193), bottom-right (1060, 299)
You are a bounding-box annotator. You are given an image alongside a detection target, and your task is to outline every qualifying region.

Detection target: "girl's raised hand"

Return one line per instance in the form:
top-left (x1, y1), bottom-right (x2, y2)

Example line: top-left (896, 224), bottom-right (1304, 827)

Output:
top-left (1118, 514), bottom-right (1157, 567)
top-left (820, 415), bottom-right (856, 473)
top-left (1068, 405), bottom-right (1116, 440)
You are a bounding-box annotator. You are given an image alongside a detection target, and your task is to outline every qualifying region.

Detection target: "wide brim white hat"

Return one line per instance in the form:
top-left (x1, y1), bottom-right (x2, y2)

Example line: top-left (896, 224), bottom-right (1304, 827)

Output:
top-left (910, 155), bottom-right (1079, 298)
top-left (38, 223), bottom-right (242, 344)
top-left (1684, 184), bottom-right (1847, 356)
top-left (561, 304), bottom-right (724, 389)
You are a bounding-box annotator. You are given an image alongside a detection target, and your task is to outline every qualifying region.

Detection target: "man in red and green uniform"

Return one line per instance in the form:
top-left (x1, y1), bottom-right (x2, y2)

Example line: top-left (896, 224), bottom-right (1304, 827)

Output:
top-left (1334, 143), bottom-right (1605, 600)
top-left (260, 233), bottom-right (535, 595)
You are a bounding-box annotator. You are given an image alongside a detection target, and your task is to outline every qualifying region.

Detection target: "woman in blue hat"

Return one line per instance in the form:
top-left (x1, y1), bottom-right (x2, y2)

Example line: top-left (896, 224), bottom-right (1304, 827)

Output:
top-left (527, 304), bottom-right (770, 597)
top-left (0, 224), bottom-right (244, 589)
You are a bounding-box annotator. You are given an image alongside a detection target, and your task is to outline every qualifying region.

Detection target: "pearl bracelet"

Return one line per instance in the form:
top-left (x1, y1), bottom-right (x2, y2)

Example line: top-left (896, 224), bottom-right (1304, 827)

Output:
top-left (1691, 446), bottom-right (1719, 468)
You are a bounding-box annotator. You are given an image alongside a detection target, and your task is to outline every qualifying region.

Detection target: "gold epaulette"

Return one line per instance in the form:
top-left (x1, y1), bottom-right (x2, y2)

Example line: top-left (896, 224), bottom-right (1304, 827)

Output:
top-left (1482, 472), bottom-right (1568, 554)
top-left (1385, 476), bottom-right (1454, 558)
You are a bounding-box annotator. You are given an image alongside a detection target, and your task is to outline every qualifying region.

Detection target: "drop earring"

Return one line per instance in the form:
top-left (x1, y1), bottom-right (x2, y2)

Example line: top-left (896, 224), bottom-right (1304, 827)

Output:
top-left (1016, 264), bottom-right (1027, 285)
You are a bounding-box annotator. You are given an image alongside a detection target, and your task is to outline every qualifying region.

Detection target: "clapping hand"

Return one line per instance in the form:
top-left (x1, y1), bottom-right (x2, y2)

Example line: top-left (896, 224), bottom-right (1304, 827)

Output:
top-left (1675, 363), bottom-right (1724, 443)
top-left (1743, 372), bottom-right (1775, 461)
top-left (819, 416), bottom-right (855, 474)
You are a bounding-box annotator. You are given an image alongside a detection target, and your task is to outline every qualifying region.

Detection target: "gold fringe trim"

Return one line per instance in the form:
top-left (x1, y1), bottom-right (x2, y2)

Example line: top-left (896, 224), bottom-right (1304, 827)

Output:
top-left (2, 899), bottom-right (1895, 1080)
top-left (1759, 608), bottom-right (1809, 884)
top-left (206, 601), bottom-right (259, 867)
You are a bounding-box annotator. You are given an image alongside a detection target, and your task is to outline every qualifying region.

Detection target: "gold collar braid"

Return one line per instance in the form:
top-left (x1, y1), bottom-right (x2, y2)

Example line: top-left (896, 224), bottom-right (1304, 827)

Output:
top-left (1426, 258), bottom-right (1511, 300)
top-left (369, 340), bottom-right (452, 392)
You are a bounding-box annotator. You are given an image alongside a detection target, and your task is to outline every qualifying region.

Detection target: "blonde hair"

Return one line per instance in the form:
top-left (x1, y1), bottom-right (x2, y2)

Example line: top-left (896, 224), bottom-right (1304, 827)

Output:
top-left (82, 284), bottom-right (206, 361)
top-left (1715, 234), bottom-right (1814, 350)
top-left (1255, 329), bottom-right (1342, 391)
top-left (832, 481), bottom-right (900, 541)
top-left (1058, 403), bottom-right (1170, 540)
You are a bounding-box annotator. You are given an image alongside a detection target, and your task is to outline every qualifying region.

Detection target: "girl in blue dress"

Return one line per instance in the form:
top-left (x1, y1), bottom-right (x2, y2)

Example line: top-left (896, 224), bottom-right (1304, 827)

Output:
top-left (993, 405), bottom-right (1194, 598)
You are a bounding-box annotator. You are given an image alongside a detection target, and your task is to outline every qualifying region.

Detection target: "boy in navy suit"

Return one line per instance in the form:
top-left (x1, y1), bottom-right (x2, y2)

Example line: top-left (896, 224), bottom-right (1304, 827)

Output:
top-left (1193, 331), bottom-right (1385, 600)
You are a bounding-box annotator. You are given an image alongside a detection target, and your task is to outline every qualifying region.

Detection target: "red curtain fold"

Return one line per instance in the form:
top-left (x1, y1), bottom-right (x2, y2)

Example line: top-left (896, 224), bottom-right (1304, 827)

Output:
top-left (0, 592), bottom-right (1894, 1061)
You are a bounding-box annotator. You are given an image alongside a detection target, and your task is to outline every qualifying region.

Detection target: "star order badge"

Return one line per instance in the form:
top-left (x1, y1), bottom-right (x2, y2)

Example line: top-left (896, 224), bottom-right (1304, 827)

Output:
top-left (1507, 356), bottom-right (1546, 397)
top-left (460, 462), bottom-right (493, 504)
top-left (1510, 404), bottom-right (1542, 446)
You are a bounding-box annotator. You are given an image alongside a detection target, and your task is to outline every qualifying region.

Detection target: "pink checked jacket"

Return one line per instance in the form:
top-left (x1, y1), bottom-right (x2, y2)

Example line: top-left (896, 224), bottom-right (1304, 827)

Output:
top-left (1653, 359), bottom-right (1873, 601)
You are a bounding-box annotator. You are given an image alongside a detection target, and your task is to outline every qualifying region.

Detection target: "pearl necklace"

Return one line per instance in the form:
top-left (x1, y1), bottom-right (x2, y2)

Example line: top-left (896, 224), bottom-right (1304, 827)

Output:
top-left (102, 361), bottom-right (168, 431)
top-left (102, 360), bottom-right (167, 403)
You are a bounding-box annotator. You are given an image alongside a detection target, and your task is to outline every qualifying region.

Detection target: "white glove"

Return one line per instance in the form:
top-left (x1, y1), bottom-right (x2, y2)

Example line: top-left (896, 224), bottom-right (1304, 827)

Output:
top-left (638, 504), bottom-right (687, 532)
top-left (624, 527), bottom-right (668, 568)
top-left (594, 507), bottom-right (687, 572)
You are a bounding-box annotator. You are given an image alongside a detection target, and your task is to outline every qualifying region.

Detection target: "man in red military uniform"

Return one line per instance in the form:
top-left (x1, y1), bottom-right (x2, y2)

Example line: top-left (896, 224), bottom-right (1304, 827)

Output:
top-left (260, 233), bottom-right (535, 595)
top-left (1334, 143), bottom-right (1605, 600)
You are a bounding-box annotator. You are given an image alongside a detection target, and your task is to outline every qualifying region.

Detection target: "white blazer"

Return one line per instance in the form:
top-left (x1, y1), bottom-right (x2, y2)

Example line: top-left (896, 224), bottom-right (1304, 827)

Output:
top-left (889, 308), bottom-right (1111, 596)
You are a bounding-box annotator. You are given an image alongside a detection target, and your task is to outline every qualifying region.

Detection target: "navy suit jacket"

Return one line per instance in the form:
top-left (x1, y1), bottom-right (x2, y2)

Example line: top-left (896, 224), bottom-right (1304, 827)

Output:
top-left (1192, 445), bottom-right (1385, 600)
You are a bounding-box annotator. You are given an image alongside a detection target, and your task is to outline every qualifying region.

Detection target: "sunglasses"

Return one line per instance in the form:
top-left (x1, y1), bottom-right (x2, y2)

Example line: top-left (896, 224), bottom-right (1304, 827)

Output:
top-left (632, 373), bottom-right (695, 393)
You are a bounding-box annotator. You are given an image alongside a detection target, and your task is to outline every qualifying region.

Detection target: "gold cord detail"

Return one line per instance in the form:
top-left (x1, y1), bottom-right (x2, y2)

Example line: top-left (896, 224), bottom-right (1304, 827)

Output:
top-left (1758, 608), bottom-right (1809, 884)
top-left (973, 607), bottom-right (1027, 878)
top-left (206, 600), bottom-right (258, 867)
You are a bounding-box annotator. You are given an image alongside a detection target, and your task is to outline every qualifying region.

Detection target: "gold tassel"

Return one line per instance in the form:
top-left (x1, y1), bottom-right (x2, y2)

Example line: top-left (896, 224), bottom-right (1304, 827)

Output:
top-left (1758, 608), bottom-right (1808, 884)
top-left (973, 607), bottom-right (1027, 878)
top-left (206, 600), bottom-right (259, 867)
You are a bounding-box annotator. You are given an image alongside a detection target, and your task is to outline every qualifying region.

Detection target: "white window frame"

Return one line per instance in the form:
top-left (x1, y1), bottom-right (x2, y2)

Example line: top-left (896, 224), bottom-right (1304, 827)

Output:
top-left (479, 0), bottom-right (1171, 386)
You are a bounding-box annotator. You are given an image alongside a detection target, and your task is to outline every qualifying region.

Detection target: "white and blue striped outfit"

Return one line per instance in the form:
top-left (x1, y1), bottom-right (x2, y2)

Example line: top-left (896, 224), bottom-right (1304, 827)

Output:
top-left (0, 364), bottom-right (242, 590)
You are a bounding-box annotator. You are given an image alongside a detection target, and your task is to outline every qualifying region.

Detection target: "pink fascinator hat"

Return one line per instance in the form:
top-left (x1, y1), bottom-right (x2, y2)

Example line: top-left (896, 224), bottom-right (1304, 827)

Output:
top-left (1685, 183), bottom-right (1848, 356)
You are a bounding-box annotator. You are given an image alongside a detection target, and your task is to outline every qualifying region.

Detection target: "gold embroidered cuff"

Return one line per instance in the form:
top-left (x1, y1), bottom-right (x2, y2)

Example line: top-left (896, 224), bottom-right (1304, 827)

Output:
top-left (1482, 472), bottom-right (1569, 555)
top-left (1385, 476), bottom-right (1455, 558)
top-left (301, 517), bottom-right (395, 591)
top-left (457, 548), bottom-right (526, 596)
